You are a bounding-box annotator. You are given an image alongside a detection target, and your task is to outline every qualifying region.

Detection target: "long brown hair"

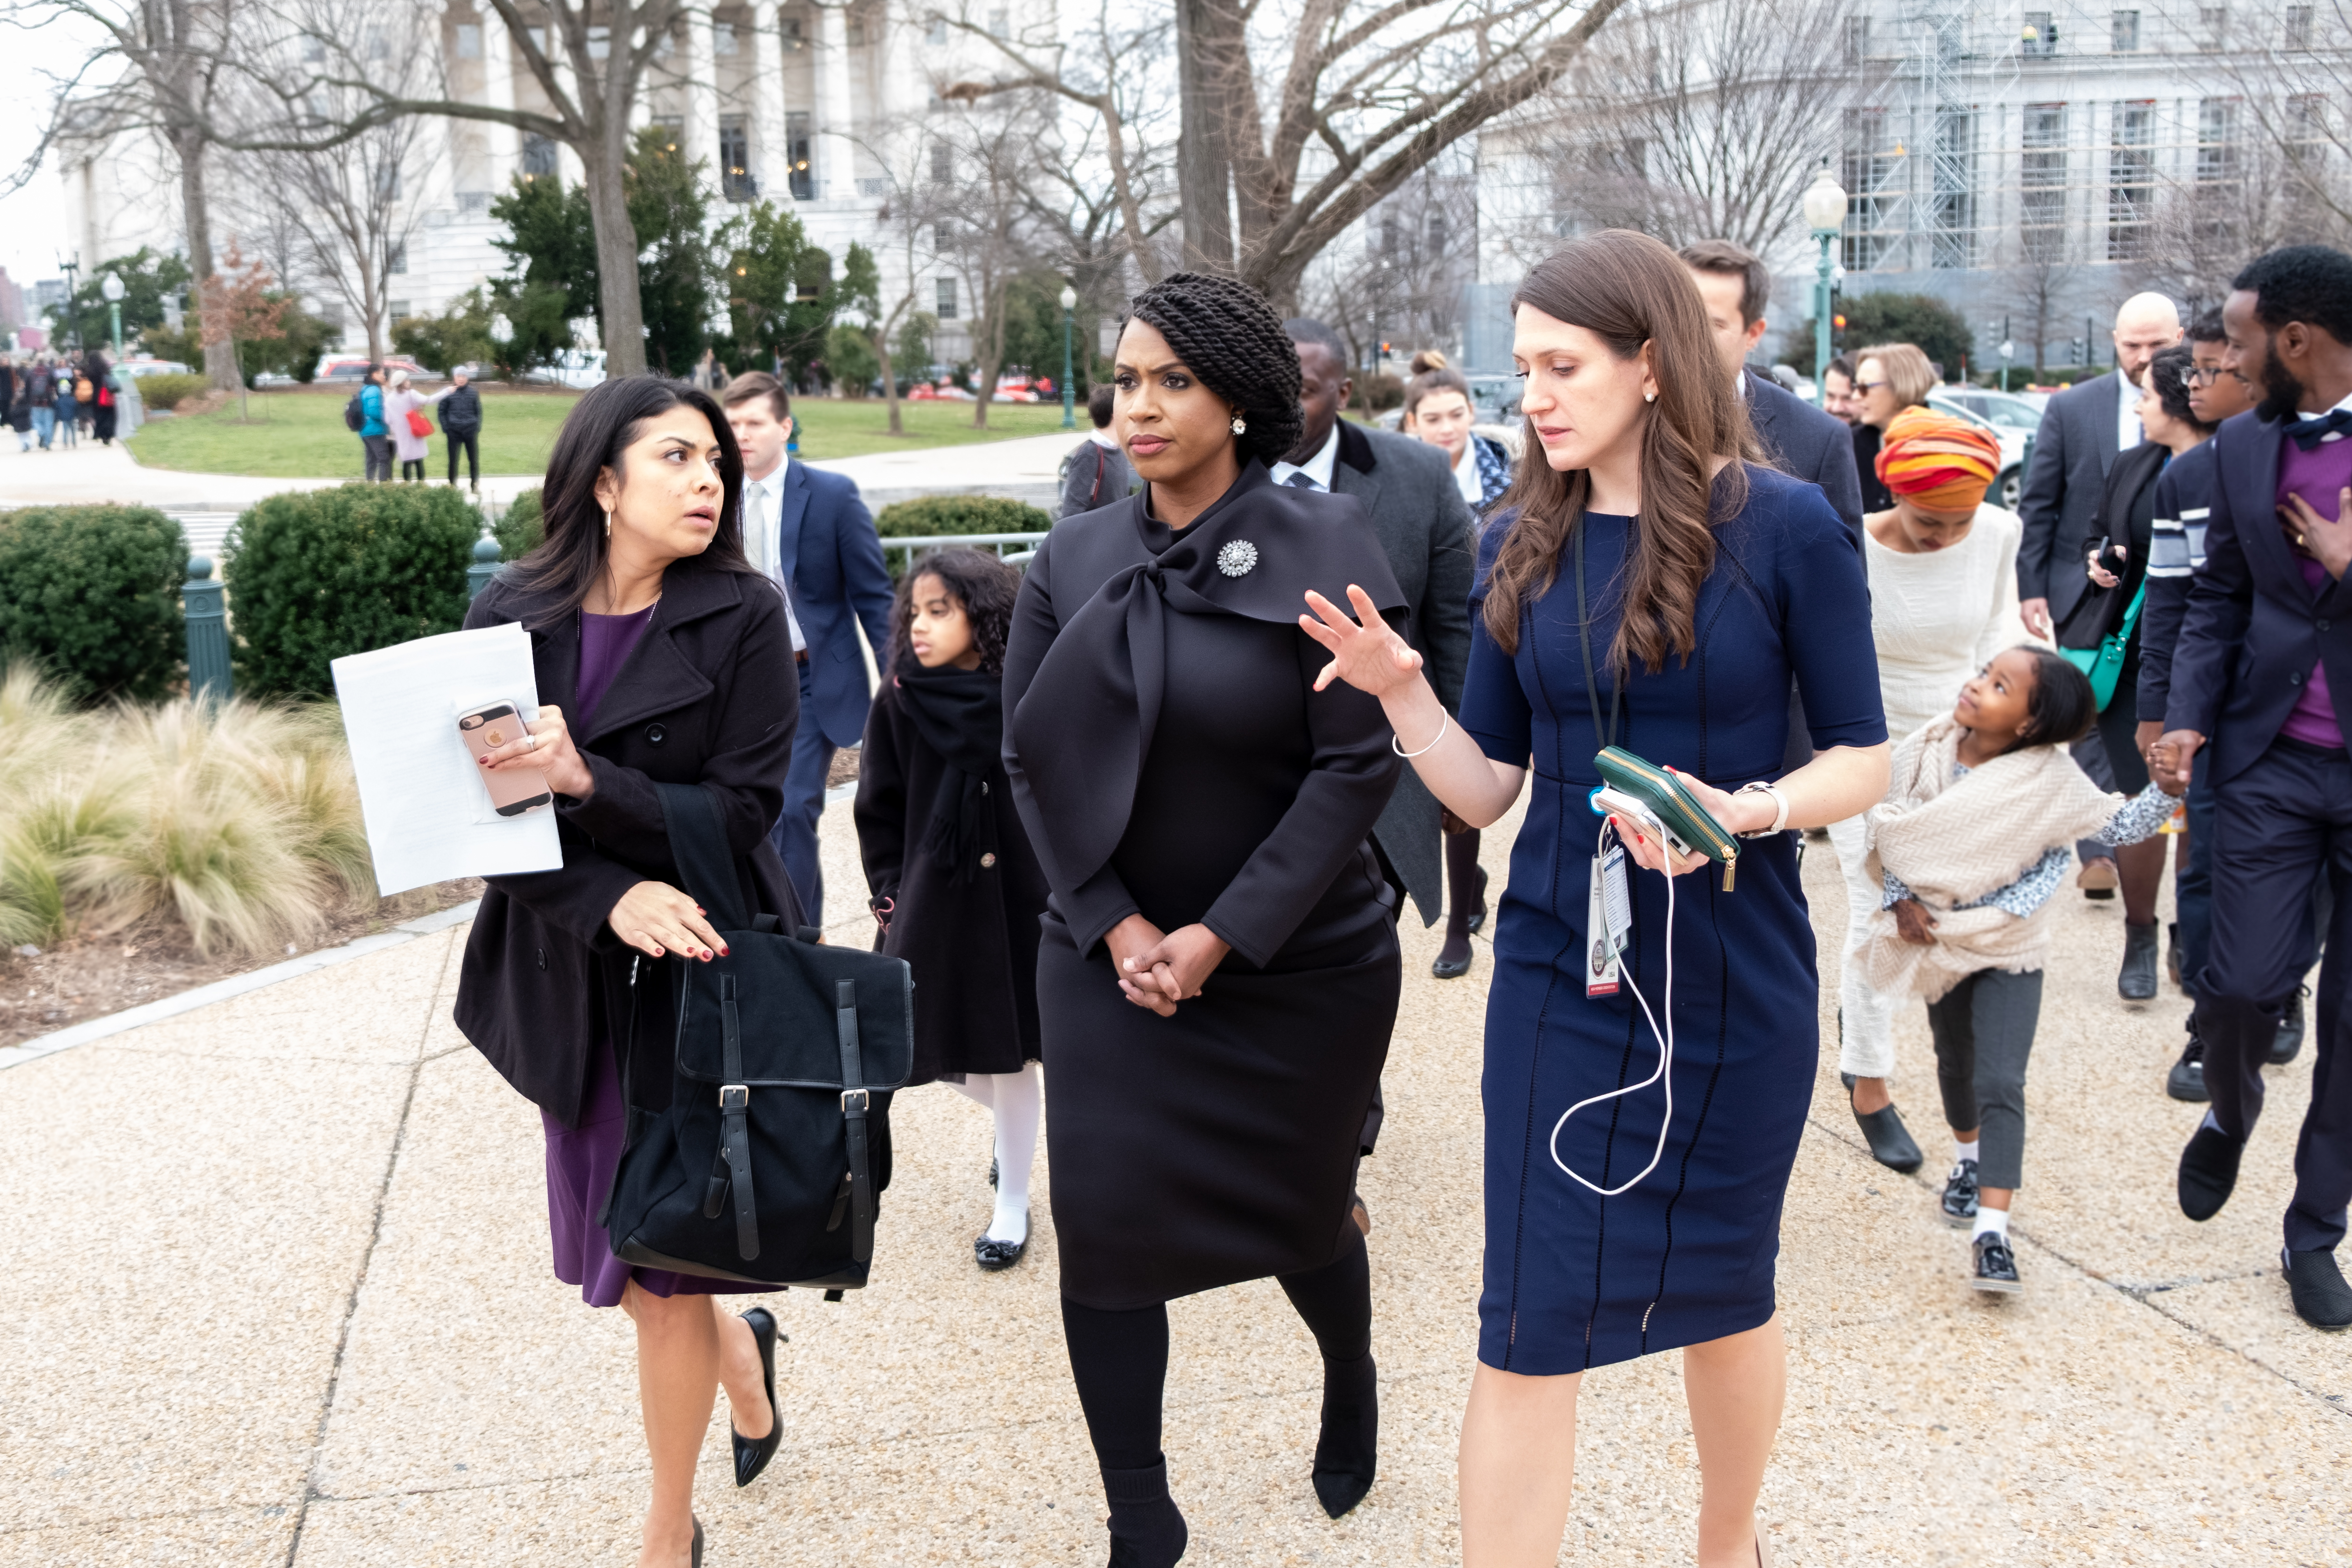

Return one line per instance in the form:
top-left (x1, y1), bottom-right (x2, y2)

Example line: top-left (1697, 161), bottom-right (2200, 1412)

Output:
top-left (1483, 229), bottom-right (1756, 674)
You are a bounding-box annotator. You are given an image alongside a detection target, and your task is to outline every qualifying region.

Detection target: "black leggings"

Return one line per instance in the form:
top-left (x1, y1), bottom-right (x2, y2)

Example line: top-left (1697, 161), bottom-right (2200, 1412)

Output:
top-left (1061, 1225), bottom-right (1371, 1471)
top-left (447, 432), bottom-right (479, 485)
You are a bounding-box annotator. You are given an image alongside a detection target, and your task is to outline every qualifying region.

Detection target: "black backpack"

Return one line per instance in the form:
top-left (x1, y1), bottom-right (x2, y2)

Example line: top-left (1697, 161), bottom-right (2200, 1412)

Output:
top-left (343, 389), bottom-right (366, 431)
top-left (602, 782), bottom-right (915, 1293)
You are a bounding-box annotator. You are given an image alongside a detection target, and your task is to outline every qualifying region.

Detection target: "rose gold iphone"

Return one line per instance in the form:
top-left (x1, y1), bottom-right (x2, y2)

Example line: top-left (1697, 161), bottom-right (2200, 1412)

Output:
top-left (457, 701), bottom-right (554, 816)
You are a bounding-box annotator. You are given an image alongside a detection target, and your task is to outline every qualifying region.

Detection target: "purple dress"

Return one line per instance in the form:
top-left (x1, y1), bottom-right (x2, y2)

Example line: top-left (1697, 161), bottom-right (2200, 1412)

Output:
top-left (541, 604), bottom-right (761, 1307)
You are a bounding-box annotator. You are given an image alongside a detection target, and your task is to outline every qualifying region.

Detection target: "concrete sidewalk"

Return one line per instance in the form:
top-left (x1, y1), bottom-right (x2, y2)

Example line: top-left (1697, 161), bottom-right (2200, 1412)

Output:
top-left (2, 800), bottom-right (2344, 1566)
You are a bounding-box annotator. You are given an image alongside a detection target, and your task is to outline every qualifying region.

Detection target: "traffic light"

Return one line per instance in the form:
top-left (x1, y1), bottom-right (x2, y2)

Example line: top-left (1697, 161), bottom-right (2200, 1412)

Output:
top-left (1832, 313), bottom-right (1847, 331)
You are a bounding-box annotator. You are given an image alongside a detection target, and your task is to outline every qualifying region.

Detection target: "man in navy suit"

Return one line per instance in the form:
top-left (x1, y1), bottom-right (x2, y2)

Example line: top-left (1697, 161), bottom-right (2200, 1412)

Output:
top-left (2156, 245), bottom-right (2352, 1331)
top-left (722, 373), bottom-right (895, 924)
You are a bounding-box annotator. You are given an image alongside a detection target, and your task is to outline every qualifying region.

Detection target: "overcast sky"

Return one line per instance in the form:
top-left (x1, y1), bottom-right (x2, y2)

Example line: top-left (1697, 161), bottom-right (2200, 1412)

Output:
top-left (0, 12), bottom-right (111, 289)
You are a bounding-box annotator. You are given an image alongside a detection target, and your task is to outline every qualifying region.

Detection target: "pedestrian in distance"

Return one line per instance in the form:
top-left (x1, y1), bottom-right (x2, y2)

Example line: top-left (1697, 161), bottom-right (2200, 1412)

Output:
top-left (1821, 355), bottom-right (1860, 426)
top-left (386, 369), bottom-right (430, 482)
top-left (435, 365), bottom-right (484, 489)
top-left (86, 348), bottom-right (118, 445)
top-left (1057, 382), bottom-right (1135, 517)
top-left (53, 354), bottom-right (80, 448)
top-left (452, 376), bottom-right (802, 1568)
top-left (357, 365), bottom-right (391, 482)
top-left (716, 370), bottom-right (893, 926)
top-left (1828, 406), bottom-right (2026, 1176)
top-left (1003, 271), bottom-right (1411, 1563)
top-left (1302, 228), bottom-right (1893, 1568)
top-left (853, 547), bottom-right (1049, 1272)
top-left (2155, 243), bottom-right (2352, 1333)
top-left (1849, 341), bottom-right (1938, 514)
top-left (0, 352), bottom-right (18, 449)
top-left (1859, 647), bottom-right (2173, 1292)
top-left (25, 355), bottom-right (57, 451)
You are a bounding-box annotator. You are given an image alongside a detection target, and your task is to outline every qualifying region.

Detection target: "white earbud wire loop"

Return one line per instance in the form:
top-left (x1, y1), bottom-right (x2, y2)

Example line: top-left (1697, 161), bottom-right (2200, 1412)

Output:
top-left (1550, 815), bottom-right (1675, 1197)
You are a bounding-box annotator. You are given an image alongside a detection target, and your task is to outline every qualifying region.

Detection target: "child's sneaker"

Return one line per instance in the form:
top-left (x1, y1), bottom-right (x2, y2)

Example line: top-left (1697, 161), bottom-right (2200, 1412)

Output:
top-left (1940, 1159), bottom-right (1980, 1228)
top-left (1971, 1230), bottom-right (2021, 1292)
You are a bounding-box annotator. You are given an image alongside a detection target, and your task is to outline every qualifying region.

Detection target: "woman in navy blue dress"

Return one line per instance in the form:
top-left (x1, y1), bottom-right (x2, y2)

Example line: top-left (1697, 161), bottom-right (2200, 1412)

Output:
top-left (1303, 230), bottom-right (1891, 1567)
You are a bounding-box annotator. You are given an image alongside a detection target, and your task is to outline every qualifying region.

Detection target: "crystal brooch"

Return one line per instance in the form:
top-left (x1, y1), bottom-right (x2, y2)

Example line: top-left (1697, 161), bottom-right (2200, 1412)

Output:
top-left (1217, 539), bottom-right (1259, 577)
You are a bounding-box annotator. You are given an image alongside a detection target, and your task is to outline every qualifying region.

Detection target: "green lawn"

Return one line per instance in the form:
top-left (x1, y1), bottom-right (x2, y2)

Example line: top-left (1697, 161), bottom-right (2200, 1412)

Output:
top-left (126, 387), bottom-right (1082, 477)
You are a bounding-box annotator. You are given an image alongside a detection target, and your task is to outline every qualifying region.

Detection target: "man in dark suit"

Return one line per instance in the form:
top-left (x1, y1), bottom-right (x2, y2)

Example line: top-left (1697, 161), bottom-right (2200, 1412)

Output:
top-left (1680, 239), bottom-right (1865, 776)
top-left (2155, 245), bottom-right (2352, 1331)
top-left (1280, 318), bottom-right (1476, 1227)
top-left (721, 373), bottom-right (895, 924)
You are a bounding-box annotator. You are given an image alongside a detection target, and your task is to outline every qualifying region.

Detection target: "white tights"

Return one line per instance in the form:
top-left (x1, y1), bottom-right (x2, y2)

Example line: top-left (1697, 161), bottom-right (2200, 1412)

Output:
top-left (949, 1061), bottom-right (1041, 1244)
top-left (1827, 814), bottom-right (1900, 1082)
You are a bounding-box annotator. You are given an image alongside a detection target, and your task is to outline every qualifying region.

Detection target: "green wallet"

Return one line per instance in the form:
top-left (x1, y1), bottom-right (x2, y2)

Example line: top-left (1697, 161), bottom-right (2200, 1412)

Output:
top-left (1593, 746), bottom-right (1741, 889)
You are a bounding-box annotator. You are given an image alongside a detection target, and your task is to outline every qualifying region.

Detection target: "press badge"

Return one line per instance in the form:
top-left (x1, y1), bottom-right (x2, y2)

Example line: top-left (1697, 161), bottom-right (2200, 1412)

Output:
top-left (1586, 845), bottom-right (1632, 997)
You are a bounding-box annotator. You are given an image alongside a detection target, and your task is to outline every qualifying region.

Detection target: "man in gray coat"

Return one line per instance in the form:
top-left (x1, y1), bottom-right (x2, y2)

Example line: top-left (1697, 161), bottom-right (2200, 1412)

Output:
top-left (1281, 318), bottom-right (1477, 1227)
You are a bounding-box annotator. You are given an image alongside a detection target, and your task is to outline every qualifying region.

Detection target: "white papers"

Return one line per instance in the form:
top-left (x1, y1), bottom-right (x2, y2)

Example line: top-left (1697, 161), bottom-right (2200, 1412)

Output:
top-left (332, 623), bottom-right (564, 896)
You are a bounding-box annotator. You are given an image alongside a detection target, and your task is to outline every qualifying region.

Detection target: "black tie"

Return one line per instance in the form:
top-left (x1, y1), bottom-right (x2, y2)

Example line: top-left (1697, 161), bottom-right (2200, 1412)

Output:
top-left (2287, 408), bottom-right (2352, 451)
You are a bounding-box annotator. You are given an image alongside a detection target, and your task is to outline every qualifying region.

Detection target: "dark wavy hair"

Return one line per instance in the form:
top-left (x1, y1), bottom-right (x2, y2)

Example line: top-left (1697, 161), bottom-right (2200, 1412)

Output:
top-left (516, 376), bottom-right (755, 613)
top-left (1485, 229), bottom-right (1758, 675)
top-left (1123, 272), bottom-right (1304, 466)
top-left (888, 547), bottom-right (1022, 678)
top-left (2145, 343), bottom-right (2213, 437)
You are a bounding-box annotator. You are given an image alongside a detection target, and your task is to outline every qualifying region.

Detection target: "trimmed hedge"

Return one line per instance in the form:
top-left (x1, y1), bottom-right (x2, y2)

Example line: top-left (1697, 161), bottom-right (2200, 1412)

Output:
top-left (223, 485), bottom-right (480, 697)
top-left (497, 486), bottom-right (545, 562)
top-left (874, 495), bottom-right (1052, 537)
top-left (134, 373), bottom-right (210, 412)
top-left (0, 505), bottom-right (187, 702)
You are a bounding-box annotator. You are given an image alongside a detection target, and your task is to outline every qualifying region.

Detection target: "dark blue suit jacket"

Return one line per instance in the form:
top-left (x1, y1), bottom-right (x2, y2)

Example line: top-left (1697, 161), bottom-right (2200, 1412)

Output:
top-left (776, 459), bottom-right (896, 749)
top-left (2164, 410), bottom-right (2352, 786)
top-left (1745, 369), bottom-right (1864, 541)
top-left (2134, 438), bottom-right (2217, 719)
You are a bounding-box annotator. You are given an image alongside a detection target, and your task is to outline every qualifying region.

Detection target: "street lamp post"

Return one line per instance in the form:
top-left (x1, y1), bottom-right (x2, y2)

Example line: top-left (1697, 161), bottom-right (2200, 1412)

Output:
top-left (1801, 161), bottom-right (1848, 410)
top-left (58, 254), bottom-right (82, 352)
top-left (101, 272), bottom-right (126, 353)
top-left (488, 313), bottom-right (513, 383)
top-left (1058, 283), bottom-right (1077, 430)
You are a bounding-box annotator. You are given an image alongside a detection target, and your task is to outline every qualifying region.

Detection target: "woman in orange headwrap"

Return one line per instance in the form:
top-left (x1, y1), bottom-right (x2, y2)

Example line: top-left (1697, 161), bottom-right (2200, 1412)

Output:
top-left (1831, 404), bottom-right (2030, 1175)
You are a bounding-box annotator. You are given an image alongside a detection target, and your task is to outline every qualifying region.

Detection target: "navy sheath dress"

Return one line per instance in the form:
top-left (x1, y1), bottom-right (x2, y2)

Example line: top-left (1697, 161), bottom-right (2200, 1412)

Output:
top-left (1463, 466), bottom-right (1885, 1375)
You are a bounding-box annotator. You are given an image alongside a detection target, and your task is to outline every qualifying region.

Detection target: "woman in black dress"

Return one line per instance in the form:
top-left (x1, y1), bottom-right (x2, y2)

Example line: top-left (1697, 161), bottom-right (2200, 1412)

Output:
top-left (1002, 273), bottom-right (1410, 1566)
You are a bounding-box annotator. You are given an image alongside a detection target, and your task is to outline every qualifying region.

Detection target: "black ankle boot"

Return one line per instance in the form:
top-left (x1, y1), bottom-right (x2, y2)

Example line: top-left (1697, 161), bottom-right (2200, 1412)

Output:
top-left (1310, 1350), bottom-right (1378, 1518)
top-left (1102, 1460), bottom-right (1187, 1568)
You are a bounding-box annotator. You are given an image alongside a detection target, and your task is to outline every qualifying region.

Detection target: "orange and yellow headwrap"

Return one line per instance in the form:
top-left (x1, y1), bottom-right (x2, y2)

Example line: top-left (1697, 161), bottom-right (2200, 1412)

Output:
top-left (1874, 406), bottom-right (2002, 511)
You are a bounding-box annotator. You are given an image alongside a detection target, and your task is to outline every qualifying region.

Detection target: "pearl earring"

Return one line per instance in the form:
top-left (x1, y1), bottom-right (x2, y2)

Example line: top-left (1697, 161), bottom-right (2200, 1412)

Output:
top-left (1644, 390), bottom-right (1657, 403)
top-left (1230, 415), bottom-right (1247, 435)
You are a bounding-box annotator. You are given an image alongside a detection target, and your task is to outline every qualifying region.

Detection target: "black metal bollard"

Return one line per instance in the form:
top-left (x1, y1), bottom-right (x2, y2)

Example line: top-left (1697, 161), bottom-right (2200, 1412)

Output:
top-left (183, 555), bottom-right (233, 702)
top-left (467, 524), bottom-right (503, 599)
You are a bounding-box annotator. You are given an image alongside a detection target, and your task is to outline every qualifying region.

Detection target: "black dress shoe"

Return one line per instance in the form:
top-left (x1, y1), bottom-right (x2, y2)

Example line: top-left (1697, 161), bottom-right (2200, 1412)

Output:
top-left (975, 1217), bottom-right (1029, 1271)
top-left (1850, 1096), bottom-right (1923, 1173)
top-left (2178, 1123), bottom-right (2244, 1221)
top-left (731, 1308), bottom-right (783, 1488)
top-left (2271, 986), bottom-right (2309, 1065)
top-left (1431, 944), bottom-right (1474, 980)
top-left (1940, 1159), bottom-right (1980, 1228)
top-left (1840, 1070), bottom-right (1856, 1091)
top-left (1971, 1231), bottom-right (2021, 1293)
top-left (2167, 1021), bottom-right (2208, 1102)
top-left (2283, 1247), bottom-right (2352, 1330)
top-left (2119, 922), bottom-right (2160, 1001)
top-left (1311, 1350), bottom-right (1379, 1518)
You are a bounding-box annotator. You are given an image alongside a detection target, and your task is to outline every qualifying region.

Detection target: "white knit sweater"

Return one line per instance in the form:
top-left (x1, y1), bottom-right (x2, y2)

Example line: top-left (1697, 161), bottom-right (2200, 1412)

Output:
top-left (1863, 505), bottom-right (2028, 740)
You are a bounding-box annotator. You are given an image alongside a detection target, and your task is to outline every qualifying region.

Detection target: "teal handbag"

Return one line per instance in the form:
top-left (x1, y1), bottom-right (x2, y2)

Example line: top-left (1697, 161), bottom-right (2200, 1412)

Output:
top-left (2059, 581), bottom-right (2145, 711)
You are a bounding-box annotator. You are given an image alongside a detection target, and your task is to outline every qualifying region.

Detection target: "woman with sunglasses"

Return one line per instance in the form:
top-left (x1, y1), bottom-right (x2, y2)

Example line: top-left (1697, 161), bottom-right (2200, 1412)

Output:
top-left (1849, 343), bottom-right (1939, 512)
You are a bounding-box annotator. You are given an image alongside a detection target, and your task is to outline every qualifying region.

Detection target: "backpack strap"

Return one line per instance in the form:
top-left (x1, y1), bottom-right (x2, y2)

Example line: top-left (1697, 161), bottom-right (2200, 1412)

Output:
top-left (653, 781), bottom-right (752, 930)
top-left (834, 979), bottom-right (876, 1264)
top-left (715, 972), bottom-right (760, 1261)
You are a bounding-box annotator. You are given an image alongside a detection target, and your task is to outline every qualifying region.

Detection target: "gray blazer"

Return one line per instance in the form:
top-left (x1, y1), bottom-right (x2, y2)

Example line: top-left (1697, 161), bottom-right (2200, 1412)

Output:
top-left (2018, 369), bottom-right (2133, 626)
top-left (1331, 419), bottom-right (1477, 925)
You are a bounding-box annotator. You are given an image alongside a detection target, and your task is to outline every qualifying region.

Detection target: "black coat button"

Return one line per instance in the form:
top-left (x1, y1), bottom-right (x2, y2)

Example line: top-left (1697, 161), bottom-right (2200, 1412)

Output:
top-left (2292, 670), bottom-right (2305, 684)
top-left (647, 724), bottom-right (666, 744)
top-left (537, 947), bottom-right (548, 970)
top-left (2321, 619), bottom-right (2333, 632)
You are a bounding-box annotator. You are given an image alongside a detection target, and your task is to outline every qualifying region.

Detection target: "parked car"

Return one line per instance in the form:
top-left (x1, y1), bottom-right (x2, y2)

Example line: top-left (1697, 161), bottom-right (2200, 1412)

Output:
top-left (520, 349), bottom-right (606, 389)
top-left (1926, 391), bottom-right (2031, 510)
top-left (119, 358), bottom-right (192, 377)
top-left (907, 381), bottom-right (977, 401)
top-left (315, 355), bottom-right (427, 383)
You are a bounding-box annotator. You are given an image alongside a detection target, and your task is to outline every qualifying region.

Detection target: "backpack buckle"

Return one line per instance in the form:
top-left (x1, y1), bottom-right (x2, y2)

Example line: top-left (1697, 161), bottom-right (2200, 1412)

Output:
top-left (719, 1084), bottom-right (749, 1111)
top-left (840, 1088), bottom-right (869, 1113)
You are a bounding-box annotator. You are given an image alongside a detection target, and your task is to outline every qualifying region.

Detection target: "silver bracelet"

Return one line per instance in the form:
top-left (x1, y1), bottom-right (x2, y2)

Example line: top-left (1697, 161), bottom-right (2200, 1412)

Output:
top-left (1392, 712), bottom-right (1451, 758)
top-left (1734, 780), bottom-right (1789, 837)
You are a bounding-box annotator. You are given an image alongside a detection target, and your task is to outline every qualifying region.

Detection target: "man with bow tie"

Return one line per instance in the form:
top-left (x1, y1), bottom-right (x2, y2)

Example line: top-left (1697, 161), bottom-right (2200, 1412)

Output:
top-left (2156, 244), bottom-right (2352, 1332)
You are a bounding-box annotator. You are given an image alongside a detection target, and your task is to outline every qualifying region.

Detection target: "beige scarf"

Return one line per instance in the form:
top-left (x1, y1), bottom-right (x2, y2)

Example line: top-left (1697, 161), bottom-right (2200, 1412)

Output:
top-left (1858, 715), bottom-right (2121, 1001)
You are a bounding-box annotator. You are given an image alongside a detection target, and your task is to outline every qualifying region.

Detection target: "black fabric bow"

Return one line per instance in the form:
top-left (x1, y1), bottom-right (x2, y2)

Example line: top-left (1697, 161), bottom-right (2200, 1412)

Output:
top-left (895, 663), bottom-right (1003, 882)
top-left (2288, 407), bottom-right (2352, 451)
top-left (1007, 461), bottom-right (1408, 894)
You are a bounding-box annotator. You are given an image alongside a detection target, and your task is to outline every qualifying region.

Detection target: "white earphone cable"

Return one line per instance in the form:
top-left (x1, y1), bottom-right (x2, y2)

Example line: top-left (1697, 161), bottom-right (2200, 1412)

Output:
top-left (1549, 817), bottom-right (1675, 1197)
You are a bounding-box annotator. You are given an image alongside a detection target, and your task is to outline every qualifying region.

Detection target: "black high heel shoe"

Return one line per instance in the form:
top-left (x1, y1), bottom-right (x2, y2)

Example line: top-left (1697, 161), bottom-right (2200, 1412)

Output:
top-left (731, 1308), bottom-right (783, 1488)
top-left (1849, 1088), bottom-right (1923, 1173)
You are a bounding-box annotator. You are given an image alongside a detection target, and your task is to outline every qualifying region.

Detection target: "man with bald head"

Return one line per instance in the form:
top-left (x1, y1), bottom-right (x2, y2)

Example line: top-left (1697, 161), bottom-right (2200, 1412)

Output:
top-left (2015, 290), bottom-right (2182, 908)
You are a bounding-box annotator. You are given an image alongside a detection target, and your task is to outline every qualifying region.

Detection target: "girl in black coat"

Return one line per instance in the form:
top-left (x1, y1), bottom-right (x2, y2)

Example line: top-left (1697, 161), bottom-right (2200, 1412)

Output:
top-left (854, 548), bottom-right (1049, 1271)
top-left (451, 377), bottom-right (796, 1568)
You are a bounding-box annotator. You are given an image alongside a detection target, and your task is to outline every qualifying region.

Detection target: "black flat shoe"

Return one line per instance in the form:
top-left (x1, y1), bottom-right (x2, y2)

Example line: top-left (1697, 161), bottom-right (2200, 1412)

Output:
top-left (1940, 1159), bottom-right (1980, 1228)
top-left (1850, 1096), bottom-right (1923, 1173)
top-left (1464, 866), bottom-right (1491, 934)
top-left (731, 1308), bottom-right (783, 1488)
top-left (691, 1515), bottom-right (704, 1568)
top-left (976, 1217), bottom-right (1029, 1271)
top-left (2119, 922), bottom-right (2160, 1001)
top-left (2284, 1247), bottom-right (2352, 1330)
top-left (1431, 943), bottom-right (1474, 980)
top-left (2272, 986), bottom-right (2309, 1065)
top-left (1311, 1351), bottom-right (1379, 1519)
top-left (2178, 1123), bottom-right (2244, 1221)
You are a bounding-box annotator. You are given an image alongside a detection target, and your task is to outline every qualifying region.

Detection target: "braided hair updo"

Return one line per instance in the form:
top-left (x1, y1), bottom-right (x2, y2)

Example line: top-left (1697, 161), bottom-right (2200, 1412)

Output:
top-left (1124, 272), bottom-right (1305, 468)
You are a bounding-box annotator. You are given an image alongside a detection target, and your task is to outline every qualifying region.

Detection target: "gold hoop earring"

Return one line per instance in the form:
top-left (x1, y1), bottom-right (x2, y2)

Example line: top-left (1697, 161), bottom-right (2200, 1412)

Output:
top-left (1230, 415), bottom-right (1247, 435)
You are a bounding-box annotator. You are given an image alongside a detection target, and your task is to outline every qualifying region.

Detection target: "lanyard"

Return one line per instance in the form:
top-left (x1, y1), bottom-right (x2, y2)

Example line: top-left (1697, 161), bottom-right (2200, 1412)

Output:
top-left (1573, 517), bottom-right (1623, 754)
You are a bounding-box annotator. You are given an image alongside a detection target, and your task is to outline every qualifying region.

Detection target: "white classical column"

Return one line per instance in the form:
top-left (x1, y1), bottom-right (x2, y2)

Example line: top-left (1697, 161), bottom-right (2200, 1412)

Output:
top-left (750, 1), bottom-right (787, 200)
top-left (683, 4), bottom-right (716, 175)
top-left (817, 0), bottom-right (852, 201)
top-left (478, 3), bottom-right (519, 184)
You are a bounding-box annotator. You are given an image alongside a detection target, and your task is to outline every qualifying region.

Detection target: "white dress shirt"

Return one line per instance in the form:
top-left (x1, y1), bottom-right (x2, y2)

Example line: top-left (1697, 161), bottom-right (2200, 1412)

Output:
top-left (740, 460), bottom-right (807, 652)
top-left (1268, 422), bottom-right (1341, 492)
top-left (2115, 367), bottom-right (2144, 455)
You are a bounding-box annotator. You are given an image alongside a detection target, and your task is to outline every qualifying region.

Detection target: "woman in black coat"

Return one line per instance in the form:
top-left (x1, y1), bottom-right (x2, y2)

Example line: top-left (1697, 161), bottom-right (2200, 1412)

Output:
top-left (1003, 273), bottom-right (1409, 1566)
top-left (452, 376), bottom-right (798, 1568)
top-left (855, 547), bottom-right (1050, 1271)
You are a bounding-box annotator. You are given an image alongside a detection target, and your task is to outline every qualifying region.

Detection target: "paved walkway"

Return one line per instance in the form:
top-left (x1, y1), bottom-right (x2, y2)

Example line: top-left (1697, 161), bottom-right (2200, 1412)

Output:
top-left (3, 800), bottom-right (2344, 1566)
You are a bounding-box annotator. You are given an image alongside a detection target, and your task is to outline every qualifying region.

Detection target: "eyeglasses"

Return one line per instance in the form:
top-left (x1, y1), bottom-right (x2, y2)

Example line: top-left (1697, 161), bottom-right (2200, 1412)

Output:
top-left (2185, 366), bottom-right (2236, 385)
top-left (1853, 379), bottom-right (1890, 393)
